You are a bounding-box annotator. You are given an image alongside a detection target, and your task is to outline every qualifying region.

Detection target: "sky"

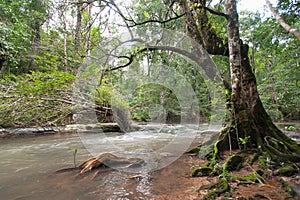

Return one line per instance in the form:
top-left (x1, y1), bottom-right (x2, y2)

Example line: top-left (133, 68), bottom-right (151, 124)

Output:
top-left (237, 0), bottom-right (277, 13)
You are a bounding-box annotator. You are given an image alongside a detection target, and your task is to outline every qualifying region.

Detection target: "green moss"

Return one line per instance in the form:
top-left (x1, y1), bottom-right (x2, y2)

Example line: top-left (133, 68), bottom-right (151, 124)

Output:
top-left (192, 167), bottom-right (213, 177)
top-left (200, 178), bottom-right (229, 200)
top-left (249, 152), bottom-right (260, 165)
top-left (237, 172), bottom-right (264, 184)
top-left (237, 174), bottom-right (255, 182)
top-left (198, 144), bottom-right (214, 159)
top-left (278, 177), bottom-right (297, 197)
top-left (275, 165), bottom-right (298, 176)
top-left (187, 146), bottom-right (201, 154)
top-left (224, 154), bottom-right (244, 171)
top-left (258, 157), bottom-right (267, 169)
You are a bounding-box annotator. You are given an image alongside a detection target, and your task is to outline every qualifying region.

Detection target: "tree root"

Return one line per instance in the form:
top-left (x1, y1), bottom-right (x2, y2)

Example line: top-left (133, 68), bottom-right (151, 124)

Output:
top-left (199, 178), bottom-right (229, 200)
top-left (278, 177), bottom-right (298, 197)
top-left (264, 136), bottom-right (300, 162)
top-left (78, 153), bottom-right (145, 174)
top-left (191, 148), bottom-right (299, 199)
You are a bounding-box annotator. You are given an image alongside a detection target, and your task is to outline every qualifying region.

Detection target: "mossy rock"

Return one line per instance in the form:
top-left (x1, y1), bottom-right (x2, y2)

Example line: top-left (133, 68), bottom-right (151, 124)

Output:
top-left (224, 154), bottom-right (244, 171)
top-left (192, 167), bottom-right (213, 177)
top-left (99, 123), bottom-right (121, 132)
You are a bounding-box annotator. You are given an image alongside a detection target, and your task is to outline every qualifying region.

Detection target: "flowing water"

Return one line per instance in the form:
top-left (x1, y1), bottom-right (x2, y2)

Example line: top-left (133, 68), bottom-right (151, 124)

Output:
top-left (0, 124), bottom-right (218, 200)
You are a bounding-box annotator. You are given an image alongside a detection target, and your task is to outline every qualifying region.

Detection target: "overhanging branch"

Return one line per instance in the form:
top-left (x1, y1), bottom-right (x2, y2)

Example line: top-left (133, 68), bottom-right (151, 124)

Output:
top-left (109, 43), bottom-right (222, 84)
top-left (266, 0), bottom-right (300, 40)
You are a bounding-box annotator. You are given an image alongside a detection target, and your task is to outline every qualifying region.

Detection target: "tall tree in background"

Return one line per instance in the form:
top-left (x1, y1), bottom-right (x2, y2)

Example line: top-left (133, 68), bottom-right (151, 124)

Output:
top-left (28, 0), bottom-right (49, 69)
top-left (0, 0), bottom-right (46, 75)
top-left (75, 0), bottom-right (83, 53)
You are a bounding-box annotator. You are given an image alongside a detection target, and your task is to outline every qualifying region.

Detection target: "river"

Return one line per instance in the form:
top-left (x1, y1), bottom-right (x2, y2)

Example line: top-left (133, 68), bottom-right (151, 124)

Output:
top-left (1, 123), bottom-right (298, 200)
top-left (0, 124), bottom-right (217, 200)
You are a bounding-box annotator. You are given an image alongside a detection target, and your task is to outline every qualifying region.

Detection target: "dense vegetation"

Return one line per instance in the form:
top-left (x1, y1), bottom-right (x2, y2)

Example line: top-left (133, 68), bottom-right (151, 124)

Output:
top-left (0, 0), bottom-right (299, 128)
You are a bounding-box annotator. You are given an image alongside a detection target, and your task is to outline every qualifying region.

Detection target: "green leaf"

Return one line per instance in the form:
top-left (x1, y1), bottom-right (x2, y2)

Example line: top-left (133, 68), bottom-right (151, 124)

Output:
top-left (143, 11), bottom-right (150, 19)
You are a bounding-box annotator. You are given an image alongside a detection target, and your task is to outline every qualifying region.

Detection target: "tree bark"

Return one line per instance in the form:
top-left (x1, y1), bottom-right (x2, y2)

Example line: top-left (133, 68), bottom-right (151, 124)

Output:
top-left (86, 3), bottom-right (93, 56)
top-left (62, 0), bottom-right (68, 69)
top-left (0, 43), bottom-right (6, 78)
top-left (75, 0), bottom-right (83, 53)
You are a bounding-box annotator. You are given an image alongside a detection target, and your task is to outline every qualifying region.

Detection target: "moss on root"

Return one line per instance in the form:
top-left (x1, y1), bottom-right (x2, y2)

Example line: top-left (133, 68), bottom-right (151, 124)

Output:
top-left (224, 154), bottom-right (245, 172)
top-left (199, 178), bottom-right (229, 200)
top-left (189, 119), bottom-right (300, 199)
top-left (192, 166), bottom-right (213, 177)
top-left (249, 152), bottom-right (260, 165)
top-left (237, 172), bottom-right (264, 184)
top-left (264, 136), bottom-right (300, 162)
top-left (187, 147), bottom-right (201, 154)
top-left (278, 177), bottom-right (298, 197)
top-left (274, 165), bottom-right (299, 176)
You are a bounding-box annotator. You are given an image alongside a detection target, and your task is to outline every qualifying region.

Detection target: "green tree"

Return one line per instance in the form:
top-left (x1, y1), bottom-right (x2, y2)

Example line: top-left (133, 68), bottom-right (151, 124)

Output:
top-left (0, 0), bottom-right (48, 75)
top-left (239, 3), bottom-right (300, 121)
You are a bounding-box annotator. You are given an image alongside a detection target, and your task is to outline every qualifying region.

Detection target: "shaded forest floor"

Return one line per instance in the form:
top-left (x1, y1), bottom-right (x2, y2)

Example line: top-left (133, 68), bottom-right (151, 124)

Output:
top-left (151, 153), bottom-right (300, 200)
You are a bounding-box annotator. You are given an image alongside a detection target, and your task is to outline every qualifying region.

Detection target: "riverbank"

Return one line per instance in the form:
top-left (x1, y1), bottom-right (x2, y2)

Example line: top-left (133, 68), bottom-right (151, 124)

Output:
top-left (0, 123), bottom-right (120, 139)
top-left (1, 122), bottom-right (299, 142)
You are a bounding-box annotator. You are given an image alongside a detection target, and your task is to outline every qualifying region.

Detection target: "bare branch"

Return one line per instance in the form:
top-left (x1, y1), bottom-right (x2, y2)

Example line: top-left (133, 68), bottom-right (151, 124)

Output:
top-left (110, 55), bottom-right (134, 71)
top-left (266, 0), bottom-right (300, 40)
top-left (128, 13), bottom-right (186, 27)
top-left (194, 5), bottom-right (228, 20)
top-left (109, 42), bottom-right (221, 83)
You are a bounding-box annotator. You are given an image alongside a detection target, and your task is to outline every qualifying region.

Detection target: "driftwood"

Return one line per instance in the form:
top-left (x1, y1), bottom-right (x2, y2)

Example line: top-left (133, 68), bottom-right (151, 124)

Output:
top-left (78, 153), bottom-right (145, 174)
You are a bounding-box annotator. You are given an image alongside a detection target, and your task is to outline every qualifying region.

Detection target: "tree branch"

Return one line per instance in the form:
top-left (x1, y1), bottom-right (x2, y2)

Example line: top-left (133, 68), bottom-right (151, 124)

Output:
top-left (109, 42), bottom-right (222, 83)
top-left (194, 5), bottom-right (228, 20)
top-left (127, 13), bottom-right (186, 27)
top-left (266, 0), bottom-right (300, 40)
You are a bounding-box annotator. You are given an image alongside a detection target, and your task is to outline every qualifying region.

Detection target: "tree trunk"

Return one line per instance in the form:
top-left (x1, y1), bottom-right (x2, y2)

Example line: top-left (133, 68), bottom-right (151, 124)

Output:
top-left (214, 0), bottom-right (300, 161)
top-left (179, 0), bottom-right (300, 161)
top-left (75, 0), bottom-right (82, 53)
top-left (0, 43), bottom-right (6, 78)
top-left (86, 3), bottom-right (93, 56)
top-left (62, 0), bottom-right (68, 69)
top-left (28, 20), bottom-right (41, 70)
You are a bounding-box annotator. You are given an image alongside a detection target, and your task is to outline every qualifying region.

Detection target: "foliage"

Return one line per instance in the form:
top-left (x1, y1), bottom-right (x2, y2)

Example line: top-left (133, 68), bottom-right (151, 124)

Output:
top-left (0, 0), bottom-right (299, 127)
top-left (34, 29), bottom-right (83, 72)
top-left (0, 0), bottom-right (48, 74)
top-left (239, 9), bottom-right (300, 121)
top-left (0, 71), bottom-right (75, 127)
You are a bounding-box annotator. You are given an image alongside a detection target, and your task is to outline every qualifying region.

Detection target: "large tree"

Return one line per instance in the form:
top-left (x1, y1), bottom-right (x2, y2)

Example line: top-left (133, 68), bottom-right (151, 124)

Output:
top-left (176, 0), bottom-right (300, 161)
